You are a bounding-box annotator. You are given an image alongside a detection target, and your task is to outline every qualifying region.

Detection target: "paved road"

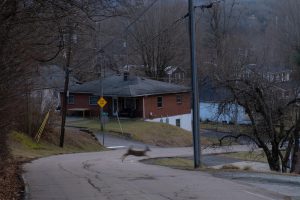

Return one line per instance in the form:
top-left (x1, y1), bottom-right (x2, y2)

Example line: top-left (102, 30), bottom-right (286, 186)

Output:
top-left (95, 132), bottom-right (154, 149)
top-left (213, 172), bottom-right (300, 199)
top-left (23, 146), bottom-right (285, 200)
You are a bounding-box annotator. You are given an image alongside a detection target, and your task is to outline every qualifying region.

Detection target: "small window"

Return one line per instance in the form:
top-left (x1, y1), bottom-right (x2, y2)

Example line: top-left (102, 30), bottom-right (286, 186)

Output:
top-left (89, 96), bottom-right (98, 105)
top-left (176, 119), bottom-right (180, 127)
top-left (157, 96), bottom-right (163, 108)
top-left (176, 95), bottom-right (183, 104)
top-left (68, 95), bottom-right (75, 104)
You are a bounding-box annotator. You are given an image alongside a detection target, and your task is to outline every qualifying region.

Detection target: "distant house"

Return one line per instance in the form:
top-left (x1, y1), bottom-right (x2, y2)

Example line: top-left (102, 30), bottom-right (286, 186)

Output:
top-left (64, 73), bottom-right (192, 130)
top-left (164, 66), bottom-right (185, 84)
top-left (242, 64), bottom-right (292, 83)
top-left (199, 80), bottom-right (250, 124)
top-left (242, 64), bottom-right (298, 99)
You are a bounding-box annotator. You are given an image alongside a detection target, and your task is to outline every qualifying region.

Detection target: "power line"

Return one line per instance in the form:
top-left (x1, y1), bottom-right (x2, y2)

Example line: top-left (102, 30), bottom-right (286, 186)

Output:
top-left (73, 11), bottom-right (189, 71)
top-left (71, 0), bottom-right (159, 70)
top-left (129, 14), bottom-right (188, 55)
top-left (98, 0), bottom-right (160, 53)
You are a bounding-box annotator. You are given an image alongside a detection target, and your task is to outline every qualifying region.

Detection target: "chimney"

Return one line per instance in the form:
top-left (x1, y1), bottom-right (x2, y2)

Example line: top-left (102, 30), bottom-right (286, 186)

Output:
top-left (124, 71), bottom-right (129, 81)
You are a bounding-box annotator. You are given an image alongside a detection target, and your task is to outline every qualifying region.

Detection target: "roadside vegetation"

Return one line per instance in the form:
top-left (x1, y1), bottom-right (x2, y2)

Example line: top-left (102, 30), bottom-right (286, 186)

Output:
top-left (200, 122), bottom-right (252, 135)
top-left (144, 151), bottom-right (268, 171)
top-left (9, 128), bottom-right (104, 161)
top-left (220, 151), bottom-right (268, 163)
top-left (143, 157), bottom-right (195, 170)
top-left (67, 118), bottom-right (215, 147)
top-left (0, 127), bottom-right (104, 200)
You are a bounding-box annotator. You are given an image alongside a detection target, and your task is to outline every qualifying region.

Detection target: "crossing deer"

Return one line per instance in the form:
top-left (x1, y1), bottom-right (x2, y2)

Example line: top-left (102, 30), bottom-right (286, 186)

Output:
top-left (121, 146), bottom-right (151, 162)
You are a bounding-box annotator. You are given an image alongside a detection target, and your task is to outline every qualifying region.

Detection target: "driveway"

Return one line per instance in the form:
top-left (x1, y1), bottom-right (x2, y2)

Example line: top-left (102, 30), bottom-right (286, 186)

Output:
top-left (23, 146), bottom-right (285, 200)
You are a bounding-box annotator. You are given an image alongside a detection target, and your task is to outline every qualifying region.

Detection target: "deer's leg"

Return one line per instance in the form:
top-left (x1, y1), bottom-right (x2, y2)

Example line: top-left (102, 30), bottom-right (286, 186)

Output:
top-left (121, 153), bottom-right (129, 162)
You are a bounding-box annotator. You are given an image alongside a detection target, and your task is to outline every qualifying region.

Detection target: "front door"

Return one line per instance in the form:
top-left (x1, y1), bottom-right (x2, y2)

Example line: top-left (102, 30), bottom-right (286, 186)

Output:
top-left (112, 97), bottom-right (118, 116)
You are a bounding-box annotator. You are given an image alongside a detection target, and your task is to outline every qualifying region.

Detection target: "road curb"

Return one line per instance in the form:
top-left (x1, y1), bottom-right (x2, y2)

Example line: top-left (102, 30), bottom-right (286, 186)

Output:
top-left (22, 174), bottom-right (29, 200)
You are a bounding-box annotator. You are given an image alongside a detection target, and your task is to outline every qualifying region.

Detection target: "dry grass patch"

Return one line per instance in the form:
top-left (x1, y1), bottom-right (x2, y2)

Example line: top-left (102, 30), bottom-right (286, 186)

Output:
top-left (220, 164), bottom-right (241, 170)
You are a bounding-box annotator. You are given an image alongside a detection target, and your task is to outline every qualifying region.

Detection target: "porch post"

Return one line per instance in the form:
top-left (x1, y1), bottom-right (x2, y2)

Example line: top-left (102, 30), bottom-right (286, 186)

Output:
top-left (143, 97), bottom-right (146, 119)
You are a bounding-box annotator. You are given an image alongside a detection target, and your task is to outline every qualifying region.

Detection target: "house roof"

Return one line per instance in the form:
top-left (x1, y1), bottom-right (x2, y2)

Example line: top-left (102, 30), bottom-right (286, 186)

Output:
top-left (69, 74), bottom-right (190, 97)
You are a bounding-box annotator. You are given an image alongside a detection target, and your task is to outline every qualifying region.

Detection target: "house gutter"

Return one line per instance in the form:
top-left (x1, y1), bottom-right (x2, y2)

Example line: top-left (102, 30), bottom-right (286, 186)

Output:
top-left (100, 90), bottom-right (191, 98)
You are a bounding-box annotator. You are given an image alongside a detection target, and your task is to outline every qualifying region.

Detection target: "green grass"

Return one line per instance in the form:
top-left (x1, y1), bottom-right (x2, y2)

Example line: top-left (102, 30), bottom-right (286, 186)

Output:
top-left (9, 130), bottom-right (104, 160)
top-left (220, 151), bottom-right (268, 163)
top-left (143, 152), bottom-right (266, 172)
top-left (11, 132), bottom-right (42, 150)
top-left (67, 118), bottom-right (213, 147)
top-left (144, 157), bottom-right (195, 170)
top-left (201, 122), bottom-right (252, 134)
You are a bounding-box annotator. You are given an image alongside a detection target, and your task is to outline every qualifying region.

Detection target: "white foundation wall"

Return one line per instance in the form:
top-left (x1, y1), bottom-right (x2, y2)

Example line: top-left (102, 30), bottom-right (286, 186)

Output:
top-left (146, 113), bottom-right (192, 132)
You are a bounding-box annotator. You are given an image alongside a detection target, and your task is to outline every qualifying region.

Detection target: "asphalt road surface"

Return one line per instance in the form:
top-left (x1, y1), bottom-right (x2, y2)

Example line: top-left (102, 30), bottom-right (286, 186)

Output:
top-left (96, 132), bottom-right (153, 149)
top-left (23, 147), bottom-right (285, 200)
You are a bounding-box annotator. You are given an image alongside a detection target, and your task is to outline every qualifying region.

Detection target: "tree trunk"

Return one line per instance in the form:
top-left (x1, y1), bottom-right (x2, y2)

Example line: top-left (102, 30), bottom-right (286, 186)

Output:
top-left (266, 155), bottom-right (281, 171)
top-left (263, 143), bottom-right (281, 172)
top-left (291, 120), bottom-right (300, 173)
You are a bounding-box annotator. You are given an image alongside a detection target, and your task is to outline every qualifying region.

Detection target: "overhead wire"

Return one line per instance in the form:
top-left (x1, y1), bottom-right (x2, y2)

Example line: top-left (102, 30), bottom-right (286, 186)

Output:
top-left (72, 8), bottom-right (189, 73)
top-left (71, 0), bottom-right (159, 70)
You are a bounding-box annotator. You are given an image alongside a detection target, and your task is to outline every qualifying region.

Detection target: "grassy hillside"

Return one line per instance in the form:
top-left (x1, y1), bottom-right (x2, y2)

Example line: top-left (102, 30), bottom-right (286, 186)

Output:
top-left (67, 118), bottom-right (213, 147)
top-left (9, 128), bottom-right (104, 161)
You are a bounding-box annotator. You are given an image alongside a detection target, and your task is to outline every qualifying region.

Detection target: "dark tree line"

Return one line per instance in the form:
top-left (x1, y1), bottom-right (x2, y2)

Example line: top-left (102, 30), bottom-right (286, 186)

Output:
top-left (0, 0), bottom-right (129, 168)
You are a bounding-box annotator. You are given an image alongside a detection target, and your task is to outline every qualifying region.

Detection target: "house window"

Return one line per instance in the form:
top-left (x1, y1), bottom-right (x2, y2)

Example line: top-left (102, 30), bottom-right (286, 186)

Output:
top-left (157, 96), bottom-right (163, 108)
top-left (68, 95), bottom-right (74, 104)
top-left (176, 95), bottom-right (183, 104)
top-left (89, 96), bottom-right (98, 105)
top-left (176, 119), bottom-right (180, 127)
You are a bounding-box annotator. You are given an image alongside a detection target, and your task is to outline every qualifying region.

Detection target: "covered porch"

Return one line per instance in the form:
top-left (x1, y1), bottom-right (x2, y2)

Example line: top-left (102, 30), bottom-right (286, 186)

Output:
top-left (108, 96), bottom-right (143, 118)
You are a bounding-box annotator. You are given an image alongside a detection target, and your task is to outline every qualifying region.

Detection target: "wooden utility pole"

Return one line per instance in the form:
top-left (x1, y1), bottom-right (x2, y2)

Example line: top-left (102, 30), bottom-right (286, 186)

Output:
top-left (60, 22), bottom-right (73, 148)
top-left (189, 0), bottom-right (201, 168)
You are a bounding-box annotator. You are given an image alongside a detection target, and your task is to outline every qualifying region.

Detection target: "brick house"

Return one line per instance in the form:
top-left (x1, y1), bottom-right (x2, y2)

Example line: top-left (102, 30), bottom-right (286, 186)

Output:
top-left (64, 73), bottom-right (192, 130)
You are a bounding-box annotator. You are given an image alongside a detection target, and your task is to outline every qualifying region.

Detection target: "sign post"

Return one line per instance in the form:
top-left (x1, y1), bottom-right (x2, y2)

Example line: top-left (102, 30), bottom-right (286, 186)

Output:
top-left (97, 97), bottom-right (107, 145)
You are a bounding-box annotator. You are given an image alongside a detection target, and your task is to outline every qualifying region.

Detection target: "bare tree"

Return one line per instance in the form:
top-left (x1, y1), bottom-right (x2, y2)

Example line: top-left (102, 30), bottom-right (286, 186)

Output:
top-left (200, 0), bottom-right (300, 172)
top-left (128, 1), bottom-right (188, 80)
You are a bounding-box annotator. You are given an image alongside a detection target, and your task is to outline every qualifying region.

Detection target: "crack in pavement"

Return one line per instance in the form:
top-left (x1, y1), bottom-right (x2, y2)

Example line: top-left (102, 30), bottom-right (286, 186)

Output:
top-left (86, 178), bottom-right (102, 192)
top-left (159, 194), bottom-right (174, 200)
top-left (58, 163), bottom-right (83, 178)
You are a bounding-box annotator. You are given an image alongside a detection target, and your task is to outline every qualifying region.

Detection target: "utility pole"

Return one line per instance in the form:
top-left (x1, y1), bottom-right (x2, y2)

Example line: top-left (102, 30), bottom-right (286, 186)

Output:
top-left (60, 21), bottom-right (73, 148)
top-left (95, 22), bottom-right (105, 146)
top-left (189, 0), bottom-right (201, 168)
top-left (97, 22), bottom-right (104, 132)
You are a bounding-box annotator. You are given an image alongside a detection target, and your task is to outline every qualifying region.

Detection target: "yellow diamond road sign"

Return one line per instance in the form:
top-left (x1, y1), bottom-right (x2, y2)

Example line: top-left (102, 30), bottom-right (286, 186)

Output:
top-left (97, 97), bottom-right (107, 108)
